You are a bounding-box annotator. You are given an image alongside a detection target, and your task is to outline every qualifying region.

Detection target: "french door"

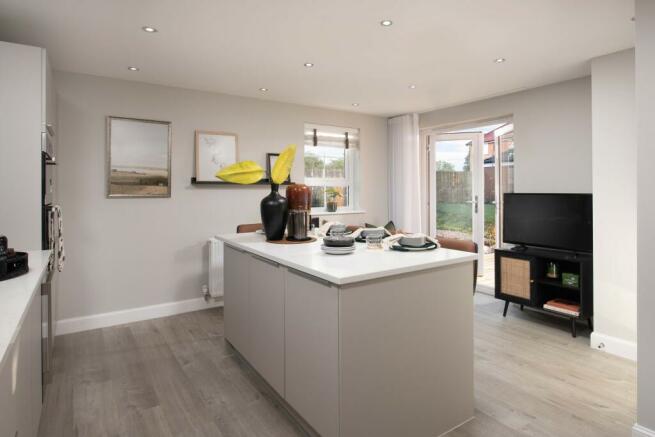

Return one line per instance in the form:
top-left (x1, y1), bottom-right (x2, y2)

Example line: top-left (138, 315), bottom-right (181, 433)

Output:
top-left (427, 132), bottom-right (485, 268)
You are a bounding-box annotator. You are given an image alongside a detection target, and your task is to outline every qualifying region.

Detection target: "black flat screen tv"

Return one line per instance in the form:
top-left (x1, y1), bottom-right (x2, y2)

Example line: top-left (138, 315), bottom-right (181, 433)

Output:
top-left (503, 193), bottom-right (593, 253)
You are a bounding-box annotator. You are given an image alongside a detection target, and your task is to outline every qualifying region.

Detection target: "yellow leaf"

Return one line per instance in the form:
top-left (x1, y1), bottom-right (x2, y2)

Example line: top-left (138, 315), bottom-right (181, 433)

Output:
top-left (271, 144), bottom-right (296, 185)
top-left (216, 161), bottom-right (265, 184)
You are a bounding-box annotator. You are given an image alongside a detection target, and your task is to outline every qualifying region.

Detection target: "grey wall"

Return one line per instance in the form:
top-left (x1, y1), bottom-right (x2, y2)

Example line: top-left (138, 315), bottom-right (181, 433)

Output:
top-left (636, 0), bottom-right (655, 432)
top-left (590, 49), bottom-right (637, 356)
top-left (0, 42), bottom-right (42, 250)
top-left (419, 77), bottom-right (592, 194)
top-left (55, 71), bottom-right (388, 320)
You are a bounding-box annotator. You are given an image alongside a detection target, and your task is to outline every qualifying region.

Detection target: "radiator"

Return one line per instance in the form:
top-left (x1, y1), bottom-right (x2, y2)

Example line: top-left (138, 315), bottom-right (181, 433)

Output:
top-left (208, 238), bottom-right (224, 298)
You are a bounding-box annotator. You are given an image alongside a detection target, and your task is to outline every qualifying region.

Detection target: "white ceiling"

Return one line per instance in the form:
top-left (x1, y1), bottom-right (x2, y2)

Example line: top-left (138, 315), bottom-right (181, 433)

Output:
top-left (0, 0), bottom-right (635, 116)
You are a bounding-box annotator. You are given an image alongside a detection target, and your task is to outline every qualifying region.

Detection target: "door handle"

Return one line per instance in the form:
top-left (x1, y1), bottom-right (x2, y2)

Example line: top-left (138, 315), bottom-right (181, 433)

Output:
top-left (465, 195), bottom-right (479, 213)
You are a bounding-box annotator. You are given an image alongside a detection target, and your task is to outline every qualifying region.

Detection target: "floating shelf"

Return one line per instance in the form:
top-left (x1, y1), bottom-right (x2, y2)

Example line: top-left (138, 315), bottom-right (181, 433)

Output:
top-left (190, 177), bottom-right (294, 186)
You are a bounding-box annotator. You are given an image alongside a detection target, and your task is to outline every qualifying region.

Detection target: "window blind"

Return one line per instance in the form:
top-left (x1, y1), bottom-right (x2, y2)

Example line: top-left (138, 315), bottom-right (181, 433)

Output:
top-left (304, 123), bottom-right (360, 149)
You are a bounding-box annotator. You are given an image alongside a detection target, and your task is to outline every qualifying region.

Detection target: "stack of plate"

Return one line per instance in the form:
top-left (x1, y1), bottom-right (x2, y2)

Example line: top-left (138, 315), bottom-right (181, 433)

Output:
top-left (321, 245), bottom-right (355, 255)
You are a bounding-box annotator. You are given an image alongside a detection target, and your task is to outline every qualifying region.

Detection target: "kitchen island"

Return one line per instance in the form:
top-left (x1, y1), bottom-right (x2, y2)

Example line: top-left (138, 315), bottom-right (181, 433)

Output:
top-left (216, 233), bottom-right (476, 437)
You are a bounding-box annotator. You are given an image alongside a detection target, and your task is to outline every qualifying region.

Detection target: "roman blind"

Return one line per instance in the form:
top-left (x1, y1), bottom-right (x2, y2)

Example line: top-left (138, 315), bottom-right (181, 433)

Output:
top-left (304, 123), bottom-right (360, 149)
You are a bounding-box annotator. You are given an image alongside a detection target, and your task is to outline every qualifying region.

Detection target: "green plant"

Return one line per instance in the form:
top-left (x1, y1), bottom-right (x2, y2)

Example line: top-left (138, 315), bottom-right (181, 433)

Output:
top-left (326, 188), bottom-right (342, 201)
top-left (484, 223), bottom-right (496, 247)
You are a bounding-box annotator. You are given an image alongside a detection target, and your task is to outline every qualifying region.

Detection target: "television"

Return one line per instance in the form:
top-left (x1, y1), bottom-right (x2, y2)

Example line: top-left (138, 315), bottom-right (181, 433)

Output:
top-left (503, 193), bottom-right (593, 253)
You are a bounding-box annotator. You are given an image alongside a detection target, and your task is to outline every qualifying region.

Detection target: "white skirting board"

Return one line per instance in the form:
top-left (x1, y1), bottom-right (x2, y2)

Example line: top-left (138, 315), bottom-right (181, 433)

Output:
top-left (55, 297), bottom-right (223, 336)
top-left (590, 331), bottom-right (637, 361)
top-left (634, 424), bottom-right (655, 437)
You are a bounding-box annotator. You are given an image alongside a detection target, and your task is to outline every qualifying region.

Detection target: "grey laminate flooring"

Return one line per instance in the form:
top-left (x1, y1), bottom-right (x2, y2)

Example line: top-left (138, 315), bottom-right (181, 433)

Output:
top-left (38, 293), bottom-right (635, 437)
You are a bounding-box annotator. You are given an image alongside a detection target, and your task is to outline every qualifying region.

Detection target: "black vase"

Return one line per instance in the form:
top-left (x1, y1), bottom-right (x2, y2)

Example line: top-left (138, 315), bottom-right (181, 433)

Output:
top-left (260, 184), bottom-right (289, 241)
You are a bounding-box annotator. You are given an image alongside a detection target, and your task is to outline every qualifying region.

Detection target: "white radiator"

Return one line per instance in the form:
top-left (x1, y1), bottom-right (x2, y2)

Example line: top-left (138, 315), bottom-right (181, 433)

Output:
top-left (208, 238), bottom-right (224, 298)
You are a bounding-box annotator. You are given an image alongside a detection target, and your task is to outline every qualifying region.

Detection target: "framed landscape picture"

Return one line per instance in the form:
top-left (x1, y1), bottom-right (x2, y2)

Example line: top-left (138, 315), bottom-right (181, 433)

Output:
top-left (195, 131), bottom-right (239, 182)
top-left (106, 116), bottom-right (172, 198)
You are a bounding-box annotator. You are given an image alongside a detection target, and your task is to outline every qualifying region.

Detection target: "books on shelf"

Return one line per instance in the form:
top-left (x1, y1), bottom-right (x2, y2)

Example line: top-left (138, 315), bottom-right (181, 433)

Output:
top-left (543, 299), bottom-right (580, 317)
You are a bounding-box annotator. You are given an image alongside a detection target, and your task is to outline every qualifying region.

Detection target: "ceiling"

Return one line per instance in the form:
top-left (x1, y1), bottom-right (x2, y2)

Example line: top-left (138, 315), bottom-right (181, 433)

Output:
top-left (0, 0), bottom-right (635, 116)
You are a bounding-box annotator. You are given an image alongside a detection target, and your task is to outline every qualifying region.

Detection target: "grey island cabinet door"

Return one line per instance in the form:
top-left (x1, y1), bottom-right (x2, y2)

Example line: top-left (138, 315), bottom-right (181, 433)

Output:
top-left (284, 270), bottom-right (339, 437)
top-left (247, 255), bottom-right (285, 395)
top-left (224, 245), bottom-right (252, 360)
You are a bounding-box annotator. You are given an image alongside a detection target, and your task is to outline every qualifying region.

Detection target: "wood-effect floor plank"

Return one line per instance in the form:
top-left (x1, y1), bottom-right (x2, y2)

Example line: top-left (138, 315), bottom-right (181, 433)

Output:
top-left (38, 294), bottom-right (635, 437)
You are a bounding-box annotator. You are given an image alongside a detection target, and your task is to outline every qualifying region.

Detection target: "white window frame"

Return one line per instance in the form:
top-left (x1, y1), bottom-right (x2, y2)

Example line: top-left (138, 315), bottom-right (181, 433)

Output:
top-left (303, 123), bottom-right (360, 214)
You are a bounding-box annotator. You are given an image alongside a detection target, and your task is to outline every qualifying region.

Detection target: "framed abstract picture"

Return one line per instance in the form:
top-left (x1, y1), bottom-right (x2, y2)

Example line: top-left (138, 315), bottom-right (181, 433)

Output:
top-left (195, 131), bottom-right (239, 182)
top-left (106, 116), bottom-right (172, 198)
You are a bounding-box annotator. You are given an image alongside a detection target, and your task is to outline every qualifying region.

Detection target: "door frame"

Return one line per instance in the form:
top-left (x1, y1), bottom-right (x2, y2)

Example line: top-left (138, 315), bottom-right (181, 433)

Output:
top-left (426, 131), bottom-right (485, 269)
top-left (493, 123), bottom-right (514, 250)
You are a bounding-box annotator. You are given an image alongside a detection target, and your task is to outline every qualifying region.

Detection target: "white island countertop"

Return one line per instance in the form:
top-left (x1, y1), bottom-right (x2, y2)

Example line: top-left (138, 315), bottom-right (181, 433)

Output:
top-left (216, 233), bottom-right (477, 285)
top-left (0, 250), bottom-right (51, 370)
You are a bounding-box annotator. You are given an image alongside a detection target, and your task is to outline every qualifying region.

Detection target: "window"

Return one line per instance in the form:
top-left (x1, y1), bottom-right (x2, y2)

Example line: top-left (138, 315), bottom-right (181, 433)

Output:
top-left (304, 123), bottom-right (360, 213)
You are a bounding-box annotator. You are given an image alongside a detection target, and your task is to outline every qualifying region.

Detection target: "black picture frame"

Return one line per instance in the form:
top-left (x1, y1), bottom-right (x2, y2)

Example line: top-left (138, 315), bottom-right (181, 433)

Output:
top-left (266, 153), bottom-right (291, 183)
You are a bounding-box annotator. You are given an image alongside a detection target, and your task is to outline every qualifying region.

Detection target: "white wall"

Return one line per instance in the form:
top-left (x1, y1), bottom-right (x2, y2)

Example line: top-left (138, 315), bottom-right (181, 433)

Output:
top-left (419, 77), bottom-right (592, 194)
top-left (0, 42), bottom-right (43, 250)
top-left (54, 71), bottom-right (388, 322)
top-left (636, 0), bottom-right (655, 434)
top-left (590, 49), bottom-right (637, 361)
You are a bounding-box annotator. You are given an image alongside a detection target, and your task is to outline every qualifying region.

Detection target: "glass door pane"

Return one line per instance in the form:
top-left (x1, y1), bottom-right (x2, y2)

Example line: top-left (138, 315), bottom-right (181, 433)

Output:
top-left (428, 131), bottom-right (485, 272)
top-left (434, 139), bottom-right (474, 241)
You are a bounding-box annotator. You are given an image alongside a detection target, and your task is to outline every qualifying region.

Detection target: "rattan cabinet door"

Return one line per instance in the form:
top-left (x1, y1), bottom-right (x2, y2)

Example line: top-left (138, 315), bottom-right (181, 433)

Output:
top-left (500, 257), bottom-right (532, 301)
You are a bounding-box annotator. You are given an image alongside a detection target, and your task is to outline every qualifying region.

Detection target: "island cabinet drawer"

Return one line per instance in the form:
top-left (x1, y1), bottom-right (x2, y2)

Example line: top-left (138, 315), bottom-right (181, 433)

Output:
top-left (284, 270), bottom-right (339, 437)
top-left (247, 254), bottom-right (285, 396)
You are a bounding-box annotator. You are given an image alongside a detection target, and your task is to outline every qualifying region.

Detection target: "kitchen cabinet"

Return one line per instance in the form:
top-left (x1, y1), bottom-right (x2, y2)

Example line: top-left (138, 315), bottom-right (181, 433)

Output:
top-left (223, 245), bottom-right (251, 359)
top-left (0, 285), bottom-right (43, 437)
top-left (247, 254), bottom-right (285, 395)
top-left (284, 270), bottom-right (339, 437)
top-left (220, 233), bottom-right (475, 437)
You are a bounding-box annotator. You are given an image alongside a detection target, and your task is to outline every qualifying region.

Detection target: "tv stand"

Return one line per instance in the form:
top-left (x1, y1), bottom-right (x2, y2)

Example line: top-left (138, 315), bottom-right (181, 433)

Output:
top-left (510, 244), bottom-right (529, 252)
top-left (495, 247), bottom-right (593, 337)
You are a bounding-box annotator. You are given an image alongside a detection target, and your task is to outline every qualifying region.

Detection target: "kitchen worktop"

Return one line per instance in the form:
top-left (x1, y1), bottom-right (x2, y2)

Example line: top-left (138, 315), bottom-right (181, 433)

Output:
top-left (216, 233), bottom-right (477, 285)
top-left (0, 250), bottom-right (51, 370)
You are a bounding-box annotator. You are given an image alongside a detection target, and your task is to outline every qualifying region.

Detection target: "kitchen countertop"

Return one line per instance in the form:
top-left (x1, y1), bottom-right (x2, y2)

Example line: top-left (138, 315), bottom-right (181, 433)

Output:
top-left (0, 250), bottom-right (51, 370)
top-left (216, 233), bottom-right (477, 285)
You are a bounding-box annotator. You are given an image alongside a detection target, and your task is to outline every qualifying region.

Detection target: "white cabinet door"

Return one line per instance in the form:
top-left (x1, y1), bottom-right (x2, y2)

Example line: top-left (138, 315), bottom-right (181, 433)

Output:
top-left (247, 255), bottom-right (285, 395)
top-left (0, 344), bottom-right (17, 437)
top-left (224, 245), bottom-right (251, 359)
top-left (28, 291), bottom-right (42, 436)
top-left (0, 291), bottom-right (42, 437)
top-left (14, 308), bottom-right (31, 437)
top-left (285, 270), bottom-right (339, 437)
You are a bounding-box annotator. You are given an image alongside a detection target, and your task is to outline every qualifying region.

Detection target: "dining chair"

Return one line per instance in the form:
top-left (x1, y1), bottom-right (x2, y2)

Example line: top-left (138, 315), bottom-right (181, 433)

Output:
top-left (236, 223), bottom-right (263, 233)
top-left (437, 237), bottom-right (478, 293)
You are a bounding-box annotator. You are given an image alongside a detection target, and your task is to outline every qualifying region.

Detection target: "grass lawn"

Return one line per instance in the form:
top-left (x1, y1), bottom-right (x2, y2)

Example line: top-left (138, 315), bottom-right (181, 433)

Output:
top-left (437, 202), bottom-right (496, 233)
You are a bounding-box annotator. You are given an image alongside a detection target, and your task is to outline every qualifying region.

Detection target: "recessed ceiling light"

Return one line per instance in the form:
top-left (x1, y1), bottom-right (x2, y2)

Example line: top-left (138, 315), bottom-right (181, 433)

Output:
top-left (259, 87), bottom-right (269, 92)
top-left (352, 103), bottom-right (360, 107)
top-left (408, 84), bottom-right (417, 89)
top-left (304, 62), bottom-right (314, 68)
top-left (127, 66), bottom-right (139, 71)
top-left (380, 19), bottom-right (393, 27)
top-left (493, 57), bottom-right (506, 63)
top-left (142, 26), bottom-right (158, 33)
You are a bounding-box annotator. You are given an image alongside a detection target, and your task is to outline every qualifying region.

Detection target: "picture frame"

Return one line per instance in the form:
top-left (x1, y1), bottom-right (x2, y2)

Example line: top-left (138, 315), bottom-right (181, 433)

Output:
top-left (266, 153), bottom-right (291, 183)
top-left (106, 116), bottom-right (172, 198)
top-left (195, 130), bottom-right (239, 182)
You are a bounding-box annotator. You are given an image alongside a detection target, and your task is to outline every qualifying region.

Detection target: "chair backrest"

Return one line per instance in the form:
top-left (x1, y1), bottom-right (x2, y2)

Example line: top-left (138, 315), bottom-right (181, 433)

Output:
top-left (438, 237), bottom-right (478, 254)
top-left (236, 223), bottom-right (263, 233)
